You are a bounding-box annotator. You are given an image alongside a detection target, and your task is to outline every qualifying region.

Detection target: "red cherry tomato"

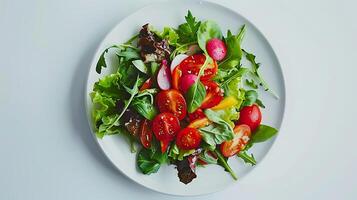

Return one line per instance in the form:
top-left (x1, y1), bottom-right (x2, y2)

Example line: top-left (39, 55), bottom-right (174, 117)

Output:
top-left (176, 128), bottom-right (202, 150)
top-left (220, 124), bottom-right (251, 157)
top-left (172, 54), bottom-right (218, 90)
top-left (188, 108), bottom-right (206, 121)
top-left (139, 119), bottom-right (153, 149)
top-left (200, 80), bottom-right (224, 109)
top-left (237, 104), bottom-right (262, 131)
top-left (156, 89), bottom-right (187, 120)
top-left (152, 113), bottom-right (180, 152)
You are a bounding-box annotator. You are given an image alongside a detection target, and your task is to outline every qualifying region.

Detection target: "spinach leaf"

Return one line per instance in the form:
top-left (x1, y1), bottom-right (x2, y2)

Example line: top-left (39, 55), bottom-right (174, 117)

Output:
top-left (219, 25), bottom-right (245, 69)
top-left (214, 149), bottom-right (237, 180)
top-left (176, 10), bottom-right (201, 44)
top-left (199, 109), bottom-right (234, 149)
top-left (197, 20), bottom-right (222, 53)
top-left (243, 49), bottom-right (278, 98)
top-left (168, 144), bottom-right (195, 161)
top-left (186, 80), bottom-right (206, 113)
top-left (137, 144), bottom-right (168, 175)
top-left (132, 60), bottom-right (148, 74)
top-left (131, 96), bottom-right (157, 120)
top-left (237, 151), bottom-right (256, 166)
top-left (250, 125), bottom-right (278, 143)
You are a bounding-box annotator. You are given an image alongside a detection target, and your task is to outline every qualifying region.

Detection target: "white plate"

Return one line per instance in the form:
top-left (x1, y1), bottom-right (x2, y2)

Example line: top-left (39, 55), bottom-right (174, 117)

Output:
top-left (85, 0), bottom-right (285, 196)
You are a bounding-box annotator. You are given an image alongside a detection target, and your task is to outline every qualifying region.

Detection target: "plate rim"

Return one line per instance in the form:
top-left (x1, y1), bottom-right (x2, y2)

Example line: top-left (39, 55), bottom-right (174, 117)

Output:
top-left (84, 0), bottom-right (286, 196)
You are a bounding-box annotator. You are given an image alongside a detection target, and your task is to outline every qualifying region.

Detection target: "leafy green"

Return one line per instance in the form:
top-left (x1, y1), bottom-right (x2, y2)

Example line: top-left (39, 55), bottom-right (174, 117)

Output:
top-left (214, 149), bottom-right (237, 180)
top-left (176, 10), bottom-right (201, 44)
top-left (168, 144), bottom-right (195, 161)
top-left (220, 67), bottom-right (249, 87)
top-left (132, 60), bottom-right (148, 74)
top-left (137, 144), bottom-right (168, 174)
top-left (96, 45), bottom-right (122, 74)
top-left (98, 77), bottom-right (140, 137)
top-left (116, 48), bottom-right (140, 61)
top-left (250, 125), bottom-right (278, 143)
top-left (242, 90), bottom-right (258, 107)
top-left (245, 79), bottom-right (258, 89)
top-left (214, 107), bottom-right (239, 127)
top-left (237, 151), bottom-right (256, 166)
top-left (150, 62), bottom-right (160, 76)
top-left (197, 20), bottom-right (222, 54)
top-left (198, 150), bottom-right (217, 165)
top-left (256, 99), bottom-right (266, 108)
top-left (155, 27), bottom-right (179, 46)
top-left (131, 96), bottom-right (157, 120)
top-left (186, 80), bottom-right (206, 113)
top-left (118, 60), bottom-right (145, 88)
top-left (199, 109), bottom-right (234, 149)
top-left (243, 49), bottom-right (278, 98)
top-left (219, 25), bottom-right (245, 69)
top-left (90, 91), bottom-right (116, 125)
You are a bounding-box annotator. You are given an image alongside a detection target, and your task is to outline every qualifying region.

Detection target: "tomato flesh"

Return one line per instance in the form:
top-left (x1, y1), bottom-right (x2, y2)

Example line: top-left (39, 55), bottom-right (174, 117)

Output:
top-left (220, 124), bottom-right (251, 157)
top-left (237, 104), bottom-right (262, 131)
top-left (172, 54), bottom-right (218, 90)
top-left (139, 119), bottom-right (153, 149)
top-left (156, 89), bottom-right (187, 120)
top-left (188, 108), bottom-right (206, 122)
top-left (200, 80), bottom-right (224, 109)
top-left (176, 128), bottom-right (202, 150)
top-left (152, 113), bottom-right (180, 152)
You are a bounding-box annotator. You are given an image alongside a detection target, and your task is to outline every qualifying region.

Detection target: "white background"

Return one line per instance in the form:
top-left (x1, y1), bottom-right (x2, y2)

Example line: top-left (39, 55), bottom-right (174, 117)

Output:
top-left (1, 0), bottom-right (356, 199)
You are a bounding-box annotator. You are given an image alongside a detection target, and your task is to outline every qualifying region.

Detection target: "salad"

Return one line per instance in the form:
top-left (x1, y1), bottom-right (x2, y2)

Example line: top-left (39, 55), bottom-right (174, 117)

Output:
top-left (91, 11), bottom-right (279, 184)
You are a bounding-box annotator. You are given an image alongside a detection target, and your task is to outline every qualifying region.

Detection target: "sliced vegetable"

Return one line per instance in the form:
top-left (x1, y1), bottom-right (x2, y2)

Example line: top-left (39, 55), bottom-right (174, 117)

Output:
top-left (188, 108), bottom-right (206, 121)
top-left (211, 96), bottom-right (238, 110)
top-left (201, 80), bottom-right (224, 109)
top-left (152, 112), bottom-right (181, 152)
top-left (188, 117), bottom-right (211, 129)
top-left (140, 119), bottom-right (153, 149)
top-left (170, 54), bottom-right (188, 72)
top-left (157, 60), bottom-right (171, 90)
top-left (176, 128), bottom-right (202, 150)
top-left (179, 74), bottom-right (198, 93)
top-left (220, 124), bottom-right (251, 157)
top-left (156, 89), bottom-right (187, 120)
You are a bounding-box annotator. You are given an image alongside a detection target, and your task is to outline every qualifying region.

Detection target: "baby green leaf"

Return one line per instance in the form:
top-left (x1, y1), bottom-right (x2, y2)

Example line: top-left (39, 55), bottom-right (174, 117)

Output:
top-left (186, 80), bottom-right (206, 113)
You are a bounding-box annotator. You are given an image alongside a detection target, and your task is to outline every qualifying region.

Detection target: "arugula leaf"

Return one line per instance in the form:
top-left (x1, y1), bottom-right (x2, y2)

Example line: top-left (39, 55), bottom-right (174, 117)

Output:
top-left (250, 125), bottom-right (278, 143)
top-left (219, 25), bottom-right (246, 69)
top-left (116, 47), bottom-right (140, 61)
top-left (176, 10), bottom-right (201, 44)
top-left (137, 144), bottom-right (168, 174)
top-left (96, 45), bottom-right (124, 74)
top-left (132, 60), bottom-right (148, 74)
top-left (186, 80), bottom-right (206, 113)
top-left (131, 96), bottom-right (158, 120)
top-left (243, 49), bottom-right (278, 98)
top-left (197, 20), bottom-right (222, 53)
top-left (256, 99), bottom-right (265, 108)
top-left (168, 144), bottom-right (195, 161)
top-left (237, 151), bottom-right (256, 166)
top-left (214, 149), bottom-right (237, 180)
top-left (199, 109), bottom-right (234, 149)
top-left (118, 60), bottom-right (145, 88)
top-left (245, 79), bottom-right (258, 89)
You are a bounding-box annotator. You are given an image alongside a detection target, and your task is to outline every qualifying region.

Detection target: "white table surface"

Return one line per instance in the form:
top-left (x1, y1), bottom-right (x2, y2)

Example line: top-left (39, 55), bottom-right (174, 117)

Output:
top-left (1, 0), bottom-right (356, 199)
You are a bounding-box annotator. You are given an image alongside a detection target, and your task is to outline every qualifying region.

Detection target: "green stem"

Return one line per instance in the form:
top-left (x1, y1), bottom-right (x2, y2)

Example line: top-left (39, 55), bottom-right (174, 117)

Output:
top-left (124, 33), bottom-right (139, 44)
top-left (214, 149), bottom-right (238, 180)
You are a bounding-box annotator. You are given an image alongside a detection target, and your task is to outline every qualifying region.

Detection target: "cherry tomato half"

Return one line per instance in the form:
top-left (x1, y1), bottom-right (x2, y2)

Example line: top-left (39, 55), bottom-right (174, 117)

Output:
top-left (176, 128), bottom-right (202, 150)
top-left (188, 108), bottom-right (206, 122)
top-left (237, 104), bottom-right (262, 131)
top-left (152, 113), bottom-right (180, 152)
top-left (172, 54), bottom-right (218, 90)
top-left (156, 89), bottom-right (187, 120)
top-left (139, 119), bottom-right (153, 149)
top-left (200, 80), bottom-right (224, 109)
top-left (220, 124), bottom-right (251, 157)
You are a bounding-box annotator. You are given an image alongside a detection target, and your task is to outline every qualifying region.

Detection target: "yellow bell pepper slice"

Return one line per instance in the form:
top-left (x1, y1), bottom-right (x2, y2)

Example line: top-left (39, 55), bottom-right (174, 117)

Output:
top-left (211, 96), bottom-right (238, 110)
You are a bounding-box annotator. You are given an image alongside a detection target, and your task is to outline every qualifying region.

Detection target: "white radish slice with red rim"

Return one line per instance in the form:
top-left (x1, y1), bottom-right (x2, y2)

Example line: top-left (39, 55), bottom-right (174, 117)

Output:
top-left (170, 54), bottom-right (188, 73)
top-left (157, 60), bottom-right (171, 90)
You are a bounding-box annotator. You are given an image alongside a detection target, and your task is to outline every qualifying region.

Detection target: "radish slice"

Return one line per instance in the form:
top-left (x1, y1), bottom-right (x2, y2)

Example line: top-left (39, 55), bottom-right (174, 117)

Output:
top-left (170, 54), bottom-right (188, 72)
top-left (179, 74), bottom-right (198, 93)
top-left (157, 60), bottom-right (171, 90)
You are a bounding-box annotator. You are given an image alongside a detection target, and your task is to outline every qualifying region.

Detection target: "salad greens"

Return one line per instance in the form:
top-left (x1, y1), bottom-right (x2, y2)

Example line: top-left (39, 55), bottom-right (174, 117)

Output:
top-left (90, 10), bottom-right (280, 184)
